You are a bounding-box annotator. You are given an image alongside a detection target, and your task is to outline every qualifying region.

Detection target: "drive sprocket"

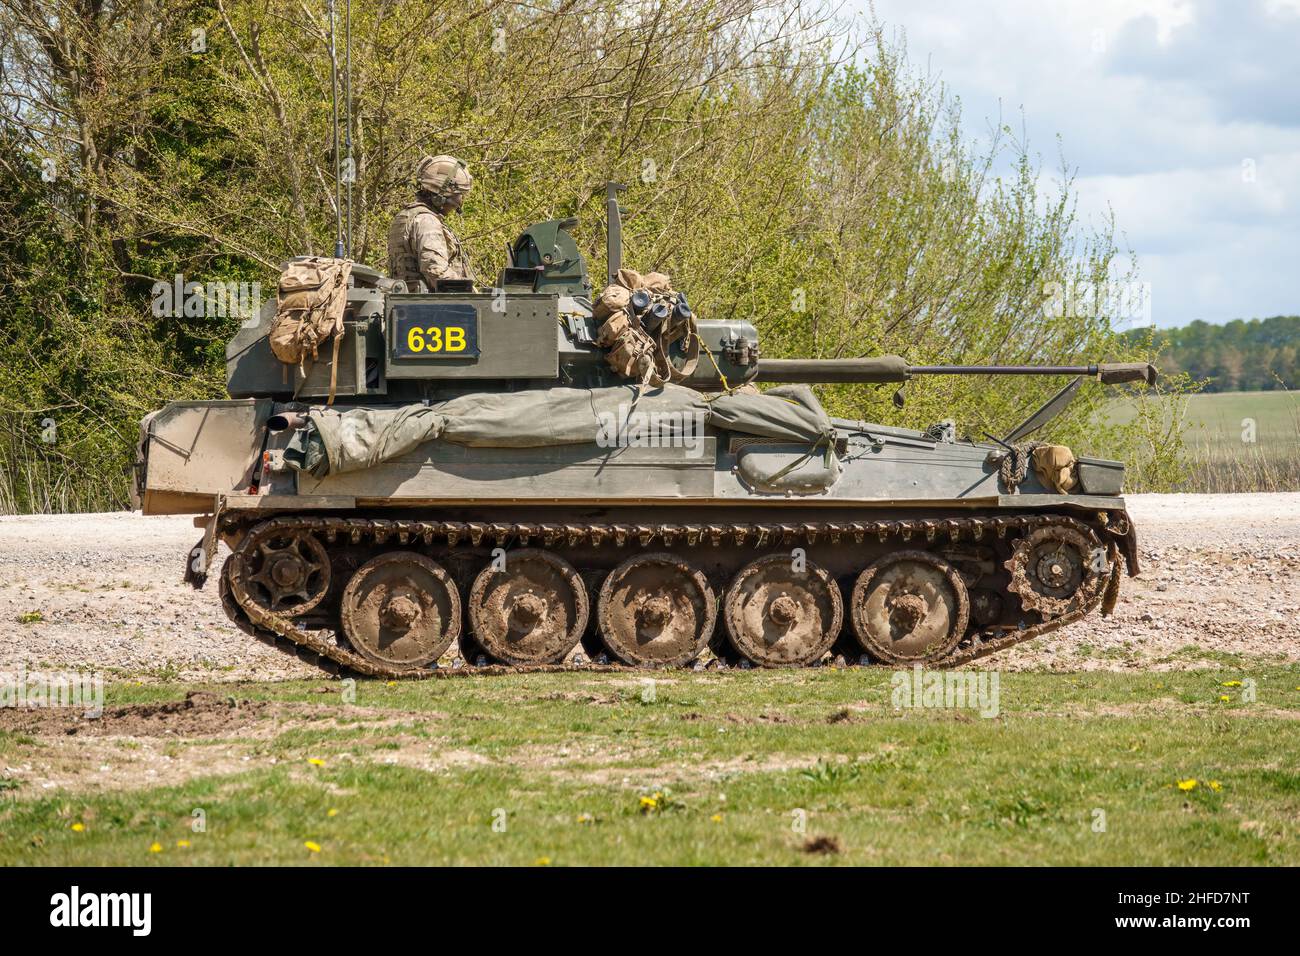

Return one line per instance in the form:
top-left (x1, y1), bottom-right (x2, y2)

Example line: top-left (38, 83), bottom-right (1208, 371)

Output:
top-left (1004, 523), bottom-right (1104, 619)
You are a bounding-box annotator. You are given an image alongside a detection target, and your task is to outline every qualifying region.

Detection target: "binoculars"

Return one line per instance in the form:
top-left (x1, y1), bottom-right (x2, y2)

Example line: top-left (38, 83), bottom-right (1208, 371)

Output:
top-left (632, 291), bottom-right (691, 333)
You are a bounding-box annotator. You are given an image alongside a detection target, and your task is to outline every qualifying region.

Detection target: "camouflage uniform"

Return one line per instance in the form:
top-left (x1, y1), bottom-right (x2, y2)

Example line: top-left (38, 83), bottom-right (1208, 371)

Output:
top-left (386, 154), bottom-right (474, 290)
top-left (386, 202), bottom-right (472, 288)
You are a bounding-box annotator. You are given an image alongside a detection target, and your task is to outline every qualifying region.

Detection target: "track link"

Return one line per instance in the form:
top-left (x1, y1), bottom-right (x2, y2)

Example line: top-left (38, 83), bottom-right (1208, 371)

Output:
top-left (221, 512), bottom-right (1127, 680)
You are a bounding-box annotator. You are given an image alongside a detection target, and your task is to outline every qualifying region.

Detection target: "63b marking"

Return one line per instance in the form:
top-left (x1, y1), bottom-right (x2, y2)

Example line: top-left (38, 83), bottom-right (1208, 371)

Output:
top-left (407, 325), bottom-right (467, 353)
top-left (391, 303), bottom-right (480, 359)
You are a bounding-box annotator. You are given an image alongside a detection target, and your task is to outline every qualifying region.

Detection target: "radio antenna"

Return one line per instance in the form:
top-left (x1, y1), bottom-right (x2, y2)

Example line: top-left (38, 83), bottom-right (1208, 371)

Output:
top-left (344, 0), bottom-right (353, 259)
top-left (328, 0), bottom-right (344, 258)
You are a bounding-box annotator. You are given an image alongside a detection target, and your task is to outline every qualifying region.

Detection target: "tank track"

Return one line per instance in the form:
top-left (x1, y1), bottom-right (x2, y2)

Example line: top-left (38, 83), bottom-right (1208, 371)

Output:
top-left (217, 510), bottom-right (1127, 680)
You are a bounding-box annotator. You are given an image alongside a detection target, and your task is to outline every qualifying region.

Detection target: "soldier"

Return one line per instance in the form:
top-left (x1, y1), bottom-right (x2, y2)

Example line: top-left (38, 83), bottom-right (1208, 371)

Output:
top-left (386, 154), bottom-right (475, 290)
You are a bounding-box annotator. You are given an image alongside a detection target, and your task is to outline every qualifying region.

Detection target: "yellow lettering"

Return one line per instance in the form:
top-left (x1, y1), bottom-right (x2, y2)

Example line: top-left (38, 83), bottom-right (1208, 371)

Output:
top-left (406, 326), bottom-right (424, 352)
top-left (445, 327), bottom-right (466, 352)
top-left (427, 327), bottom-right (443, 351)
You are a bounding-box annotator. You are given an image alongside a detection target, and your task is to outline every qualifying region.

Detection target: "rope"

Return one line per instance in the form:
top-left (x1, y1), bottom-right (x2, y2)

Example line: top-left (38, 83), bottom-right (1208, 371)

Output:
top-left (694, 331), bottom-right (735, 393)
top-left (999, 441), bottom-right (1047, 493)
top-left (765, 431), bottom-right (837, 484)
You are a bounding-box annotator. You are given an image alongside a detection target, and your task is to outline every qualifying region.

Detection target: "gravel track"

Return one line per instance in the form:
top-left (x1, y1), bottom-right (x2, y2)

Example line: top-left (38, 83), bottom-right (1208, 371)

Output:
top-left (1, 494), bottom-right (1297, 681)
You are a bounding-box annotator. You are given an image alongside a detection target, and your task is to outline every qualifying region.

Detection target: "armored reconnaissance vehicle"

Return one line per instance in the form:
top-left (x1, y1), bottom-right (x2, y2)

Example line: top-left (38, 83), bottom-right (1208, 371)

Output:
top-left (134, 185), bottom-right (1153, 678)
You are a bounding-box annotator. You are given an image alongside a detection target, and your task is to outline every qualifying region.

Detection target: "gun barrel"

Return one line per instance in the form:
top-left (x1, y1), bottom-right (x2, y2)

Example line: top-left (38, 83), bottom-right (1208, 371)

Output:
top-left (753, 358), bottom-right (1156, 386)
top-left (909, 364), bottom-right (1097, 376)
top-left (912, 363), bottom-right (1157, 385)
top-left (752, 357), bottom-right (910, 384)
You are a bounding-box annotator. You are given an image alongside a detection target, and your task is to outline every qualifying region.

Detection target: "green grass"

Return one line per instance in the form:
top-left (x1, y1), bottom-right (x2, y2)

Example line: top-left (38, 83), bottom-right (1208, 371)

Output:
top-left (1105, 389), bottom-right (1300, 491)
top-left (2, 667), bottom-right (1298, 865)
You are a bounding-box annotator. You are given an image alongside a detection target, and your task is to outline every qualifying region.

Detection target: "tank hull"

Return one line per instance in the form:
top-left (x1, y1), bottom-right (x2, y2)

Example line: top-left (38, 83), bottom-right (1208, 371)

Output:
top-left (137, 397), bottom-right (1137, 676)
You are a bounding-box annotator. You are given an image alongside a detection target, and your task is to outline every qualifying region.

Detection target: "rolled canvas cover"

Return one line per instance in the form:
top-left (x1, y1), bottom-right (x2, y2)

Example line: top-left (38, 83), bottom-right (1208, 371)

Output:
top-left (290, 383), bottom-right (838, 482)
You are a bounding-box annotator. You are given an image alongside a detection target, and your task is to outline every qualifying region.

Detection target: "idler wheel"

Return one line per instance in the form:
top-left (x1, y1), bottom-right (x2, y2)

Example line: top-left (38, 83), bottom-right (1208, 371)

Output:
top-left (469, 549), bottom-right (588, 665)
top-left (723, 555), bottom-right (843, 667)
top-left (239, 529), bottom-right (331, 615)
top-left (849, 551), bottom-right (969, 664)
top-left (597, 553), bottom-right (716, 668)
top-left (340, 552), bottom-right (461, 668)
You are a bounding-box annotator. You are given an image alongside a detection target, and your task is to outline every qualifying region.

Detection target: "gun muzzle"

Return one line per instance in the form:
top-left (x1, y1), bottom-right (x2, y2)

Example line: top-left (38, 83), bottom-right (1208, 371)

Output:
top-left (1097, 362), bottom-right (1159, 386)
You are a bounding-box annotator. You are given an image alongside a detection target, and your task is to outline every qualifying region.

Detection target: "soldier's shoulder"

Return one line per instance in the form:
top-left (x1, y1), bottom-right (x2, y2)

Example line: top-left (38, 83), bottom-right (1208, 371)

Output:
top-left (400, 202), bottom-right (443, 221)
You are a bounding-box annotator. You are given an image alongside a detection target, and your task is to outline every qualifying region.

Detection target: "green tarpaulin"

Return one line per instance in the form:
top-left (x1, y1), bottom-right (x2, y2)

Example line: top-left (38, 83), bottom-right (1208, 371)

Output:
top-left (286, 383), bottom-right (836, 480)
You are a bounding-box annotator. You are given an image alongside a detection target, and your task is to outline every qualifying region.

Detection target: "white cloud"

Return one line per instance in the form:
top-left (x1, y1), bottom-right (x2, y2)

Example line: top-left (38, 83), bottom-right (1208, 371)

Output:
top-left (859, 0), bottom-right (1300, 325)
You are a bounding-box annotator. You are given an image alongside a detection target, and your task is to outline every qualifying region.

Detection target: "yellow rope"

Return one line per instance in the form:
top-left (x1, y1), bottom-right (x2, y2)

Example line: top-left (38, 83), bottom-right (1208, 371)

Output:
top-left (694, 331), bottom-right (734, 395)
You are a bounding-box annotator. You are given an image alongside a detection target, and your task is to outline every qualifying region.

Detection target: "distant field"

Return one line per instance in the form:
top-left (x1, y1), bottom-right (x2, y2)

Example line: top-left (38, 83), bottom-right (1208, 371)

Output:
top-left (1106, 390), bottom-right (1300, 492)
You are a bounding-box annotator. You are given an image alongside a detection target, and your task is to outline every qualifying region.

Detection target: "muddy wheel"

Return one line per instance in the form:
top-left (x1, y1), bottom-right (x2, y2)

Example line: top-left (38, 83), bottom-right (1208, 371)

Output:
top-left (1004, 524), bottom-right (1103, 619)
top-left (238, 529), bottom-right (331, 615)
top-left (723, 555), bottom-right (843, 667)
top-left (597, 553), bottom-right (716, 667)
top-left (340, 552), bottom-right (460, 668)
top-left (849, 551), bottom-right (968, 665)
top-left (468, 549), bottom-right (588, 665)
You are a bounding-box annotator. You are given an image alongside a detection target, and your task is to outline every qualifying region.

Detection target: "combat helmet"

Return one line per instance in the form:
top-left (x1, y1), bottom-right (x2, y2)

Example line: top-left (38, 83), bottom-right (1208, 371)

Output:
top-left (415, 154), bottom-right (473, 209)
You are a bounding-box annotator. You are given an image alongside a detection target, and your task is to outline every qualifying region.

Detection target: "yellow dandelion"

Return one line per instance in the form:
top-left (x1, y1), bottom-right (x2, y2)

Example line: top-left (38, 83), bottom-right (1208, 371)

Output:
top-left (304, 841), bottom-right (321, 853)
top-left (710, 813), bottom-right (723, 824)
top-left (307, 757), bottom-right (325, 767)
top-left (327, 808), bottom-right (339, 818)
top-left (1176, 779), bottom-right (1198, 792)
top-left (176, 840), bottom-right (190, 849)
top-left (534, 856), bottom-right (551, 866)
top-left (148, 842), bottom-right (163, 853)
top-left (1219, 695), bottom-right (1230, 702)
top-left (70, 822), bottom-right (85, 833)
top-left (1208, 780), bottom-right (1222, 792)
top-left (1222, 681), bottom-right (1241, 687)
top-left (576, 813), bottom-right (593, 824)
top-left (638, 796), bottom-right (658, 813)
top-left (385, 681), bottom-right (397, 687)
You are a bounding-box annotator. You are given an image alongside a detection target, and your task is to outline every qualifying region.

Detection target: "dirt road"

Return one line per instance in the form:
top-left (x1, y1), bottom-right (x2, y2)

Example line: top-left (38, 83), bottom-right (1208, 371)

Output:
top-left (1, 494), bottom-right (1297, 681)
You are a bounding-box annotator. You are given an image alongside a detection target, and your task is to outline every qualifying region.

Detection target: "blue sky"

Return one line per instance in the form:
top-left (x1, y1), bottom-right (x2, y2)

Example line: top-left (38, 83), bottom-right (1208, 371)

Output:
top-left (862, 0), bottom-right (1300, 327)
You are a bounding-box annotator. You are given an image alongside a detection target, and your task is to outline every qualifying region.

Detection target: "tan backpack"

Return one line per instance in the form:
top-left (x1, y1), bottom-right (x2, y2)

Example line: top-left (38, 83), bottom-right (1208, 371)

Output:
top-left (593, 268), bottom-right (699, 386)
top-left (269, 257), bottom-right (353, 402)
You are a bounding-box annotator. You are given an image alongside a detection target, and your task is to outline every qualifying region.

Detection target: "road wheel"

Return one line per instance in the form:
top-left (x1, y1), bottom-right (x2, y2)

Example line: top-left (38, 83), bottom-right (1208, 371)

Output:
top-left (849, 551), bottom-right (968, 664)
top-left (597, 553), bottom-right (716, 667)
top-left (723, 555), bottom-right (842, 667)
top-left (340, 552), bottom-right (460, 668)
top-left (468, 549), bottom-right (588, 665)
